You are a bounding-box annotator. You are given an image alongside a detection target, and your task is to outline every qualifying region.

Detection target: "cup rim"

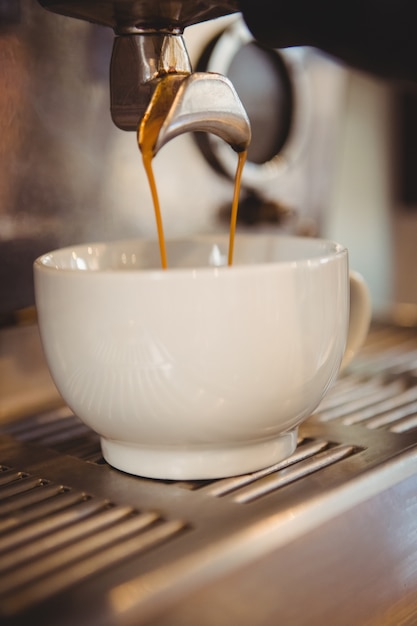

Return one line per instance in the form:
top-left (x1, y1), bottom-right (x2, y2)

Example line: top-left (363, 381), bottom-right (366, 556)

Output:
top-left (34, 233), bottom-right (347, 277)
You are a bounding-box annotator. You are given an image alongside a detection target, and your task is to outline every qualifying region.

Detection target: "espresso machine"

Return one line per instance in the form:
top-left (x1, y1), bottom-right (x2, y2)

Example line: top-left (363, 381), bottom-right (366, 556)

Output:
top-left (1, 1), bottom-right (417, 624)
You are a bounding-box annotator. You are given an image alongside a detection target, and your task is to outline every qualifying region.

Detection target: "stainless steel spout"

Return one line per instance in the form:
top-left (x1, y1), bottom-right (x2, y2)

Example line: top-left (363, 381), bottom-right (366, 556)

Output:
top-left (154, 72), bottom-right (251, 154)
top-left (110, 31), bottom-right (251, 148)
top-left (38, 0), bottom-right (250, 152)
top-left (110, 32), bottom-right (192, 131)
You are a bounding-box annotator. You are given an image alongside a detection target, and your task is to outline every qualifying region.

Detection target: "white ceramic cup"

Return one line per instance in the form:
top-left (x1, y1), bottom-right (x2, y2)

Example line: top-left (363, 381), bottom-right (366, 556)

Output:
top-left (34, 234), bottom-right (371, 479)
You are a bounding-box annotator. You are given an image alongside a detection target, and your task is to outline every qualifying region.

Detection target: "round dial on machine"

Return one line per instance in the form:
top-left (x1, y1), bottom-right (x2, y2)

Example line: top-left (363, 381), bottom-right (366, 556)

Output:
top-left (194, 19), bottom-right (311, 191)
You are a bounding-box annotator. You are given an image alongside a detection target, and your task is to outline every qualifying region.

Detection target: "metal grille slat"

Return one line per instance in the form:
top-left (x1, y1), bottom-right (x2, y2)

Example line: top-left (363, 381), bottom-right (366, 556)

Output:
top-left (7, 416), bottom-right (87, 443)
top-left (2, 412), bottom-right (102, 462)
top-left (318, 379), bottom-right (406, 422)
top-left (317, 376), bottom-right (387, 411)
top-left (389, 414), bottom-right (417, 433)
top-left (342, 385), bottom-right (417, 426)
top-left (200, 439), bottom-right (331, 497)
top-left (0, 497), bottom-right (107, 554)
top-left (388, 358), bottom-right (417, 377)
top-left (0, 476), bottom-right (48, 500)
top-left (0, 469), bottom-right (28, 487)
top-left (231, 444), bottom-right (357, 503)
top-left (0, 407), bottom-right (73, 436)
top-left (0, 510), bottom-right (159, 594)
top-left (364, 400), bottom-right (417, 430)
top-left (354, 348), bottom-right (417, 376)
top-left (318, 374), bottom-right (364, 398)
top-left (0, 505), bottom-right (138, 577)
top-left (0, 490), bottom-right (89, 534)
top-left (0, 484), bottom-right (67, 517)
top-left (38, 424), bottom-right (95, 446)
top-left (1, 518), bottom-right (186, 617)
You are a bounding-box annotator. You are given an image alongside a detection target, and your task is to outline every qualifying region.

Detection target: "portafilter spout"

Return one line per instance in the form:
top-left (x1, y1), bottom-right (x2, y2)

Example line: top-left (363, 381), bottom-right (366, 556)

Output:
top-left (139, 71), bottom-right (251, 157)
top-left (38, 0), bottom-right (250, 153)
top-left (109, 31), bottom-right (193, 131)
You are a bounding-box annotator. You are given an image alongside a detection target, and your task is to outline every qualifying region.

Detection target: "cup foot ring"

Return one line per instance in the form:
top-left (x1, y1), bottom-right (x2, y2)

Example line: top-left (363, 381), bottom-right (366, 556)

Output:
top-left (100, 429), bottom-right (298, 480)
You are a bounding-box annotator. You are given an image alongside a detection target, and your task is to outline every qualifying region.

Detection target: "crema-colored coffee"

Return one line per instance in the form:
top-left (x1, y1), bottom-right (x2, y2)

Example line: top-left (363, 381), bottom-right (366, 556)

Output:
top-left (138, 75), bottom-right (246, 269)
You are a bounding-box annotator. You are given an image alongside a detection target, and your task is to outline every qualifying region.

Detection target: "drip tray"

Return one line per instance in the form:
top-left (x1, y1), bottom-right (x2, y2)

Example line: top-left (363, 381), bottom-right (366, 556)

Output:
top-left (1, 324), bottom-right (417, 625)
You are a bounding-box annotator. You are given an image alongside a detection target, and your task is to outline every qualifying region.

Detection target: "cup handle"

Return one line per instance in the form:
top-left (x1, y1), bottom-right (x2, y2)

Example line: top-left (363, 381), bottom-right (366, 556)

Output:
top-left (340, 270), bottom-right (372, 371)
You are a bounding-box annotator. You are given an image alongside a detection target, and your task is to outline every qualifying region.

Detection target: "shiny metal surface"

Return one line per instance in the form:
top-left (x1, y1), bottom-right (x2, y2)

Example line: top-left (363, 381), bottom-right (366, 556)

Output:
top-left (38, 0), bottom-right (244, 136)
top-left (110, 33), bottom-right (192, 130)
top-left (39, 0), bottom-right (239, 31)
top-left (109, 33), bottom-right (251, 149)
top-left (0, 324), bottom-right (417, 624)
top-left (154, 72), bottom-right (251, 153)
top-left (193, 19), bottom-right (308, 184)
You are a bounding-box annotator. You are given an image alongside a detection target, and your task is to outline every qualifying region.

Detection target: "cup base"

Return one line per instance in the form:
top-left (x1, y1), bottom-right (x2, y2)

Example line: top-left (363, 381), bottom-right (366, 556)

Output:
top-left (100, 429), bottom-right (298, 480)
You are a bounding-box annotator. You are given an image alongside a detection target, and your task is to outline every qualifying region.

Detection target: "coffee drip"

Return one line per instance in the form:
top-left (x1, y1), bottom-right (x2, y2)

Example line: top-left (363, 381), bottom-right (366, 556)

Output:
top-left (138, 74), bottom-right (248, 269)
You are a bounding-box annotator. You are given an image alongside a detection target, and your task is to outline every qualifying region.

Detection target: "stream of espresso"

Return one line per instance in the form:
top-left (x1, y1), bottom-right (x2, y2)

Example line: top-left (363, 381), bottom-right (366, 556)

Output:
top-left (138, 75), bottom-right (247, 269)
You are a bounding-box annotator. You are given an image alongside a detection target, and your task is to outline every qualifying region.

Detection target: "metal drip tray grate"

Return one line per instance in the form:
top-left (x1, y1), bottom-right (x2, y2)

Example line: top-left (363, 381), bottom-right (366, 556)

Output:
top-left (315, 324), bottom-right (417, 432)
top-left (0, 466), bottom-right (186, 617)
top-left (1, 323), bottom-right (417, 625)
